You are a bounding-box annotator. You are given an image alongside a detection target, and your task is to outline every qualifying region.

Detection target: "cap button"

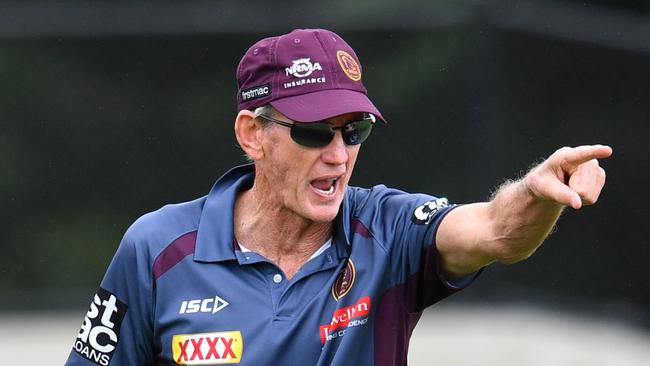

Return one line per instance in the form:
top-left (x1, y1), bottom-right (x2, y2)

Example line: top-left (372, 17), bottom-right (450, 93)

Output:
top-left (253, 48), bottom-right (259, 55)
top-left (293, 38), bottom-right (301, 44)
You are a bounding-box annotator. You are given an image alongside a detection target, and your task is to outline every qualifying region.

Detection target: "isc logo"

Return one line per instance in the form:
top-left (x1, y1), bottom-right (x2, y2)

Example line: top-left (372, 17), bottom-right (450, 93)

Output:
top-left (179, 295), bottom-right (229, 315)
top-left (172, 331), bottom-right (243, 365)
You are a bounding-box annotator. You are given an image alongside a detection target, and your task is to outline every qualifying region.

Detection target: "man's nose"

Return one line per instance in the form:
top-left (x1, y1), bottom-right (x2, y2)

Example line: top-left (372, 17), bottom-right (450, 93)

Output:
top-left (321, 131), bottom-right (349, 165)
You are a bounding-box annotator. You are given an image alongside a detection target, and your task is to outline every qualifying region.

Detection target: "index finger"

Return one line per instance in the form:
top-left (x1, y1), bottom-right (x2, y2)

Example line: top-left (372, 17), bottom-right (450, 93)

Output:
top-left (559, 145), bottom-right (613, 166)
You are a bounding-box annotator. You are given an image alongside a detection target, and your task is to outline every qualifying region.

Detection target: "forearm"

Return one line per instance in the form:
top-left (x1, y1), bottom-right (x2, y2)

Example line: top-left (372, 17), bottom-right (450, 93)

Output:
top-left (483, 178), bottom-right (564, 263)
top-left (437, 145), bottom-right (610, 276)
top-left (437, 178), bottom-right (564, 276)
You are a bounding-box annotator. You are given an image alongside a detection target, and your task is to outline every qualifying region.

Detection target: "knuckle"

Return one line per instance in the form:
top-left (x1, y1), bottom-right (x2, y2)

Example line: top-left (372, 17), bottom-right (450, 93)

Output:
top-left (576, 189), bottom-right (594, 204)
top-left (599, 167), bottom-right (606, 178)
top-left (553, 146), bottom-right (571, 159)
top-left (574, 187), bottom-right (588, 199)
top-left (586, 193), bottom-right (598, 205)
top-left (592, 159), bottom-right (600, 167)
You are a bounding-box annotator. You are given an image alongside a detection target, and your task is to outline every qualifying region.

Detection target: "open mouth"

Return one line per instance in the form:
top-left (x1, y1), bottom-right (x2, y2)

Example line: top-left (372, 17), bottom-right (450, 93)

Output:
top-left (310, 177), bottom-right (338, 196)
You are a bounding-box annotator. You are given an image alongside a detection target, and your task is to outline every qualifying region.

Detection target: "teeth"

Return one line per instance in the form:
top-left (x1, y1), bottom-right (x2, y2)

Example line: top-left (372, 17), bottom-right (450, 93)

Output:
top-left (315, 179), bottom-right (336, 195)
top-left (316, 185), bottom-right (334, 195)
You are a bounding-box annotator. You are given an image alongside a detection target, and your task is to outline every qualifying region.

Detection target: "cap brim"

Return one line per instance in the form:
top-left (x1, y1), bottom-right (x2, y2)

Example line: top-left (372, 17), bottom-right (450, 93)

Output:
top-left (270, 89), bottom-right (385, 123)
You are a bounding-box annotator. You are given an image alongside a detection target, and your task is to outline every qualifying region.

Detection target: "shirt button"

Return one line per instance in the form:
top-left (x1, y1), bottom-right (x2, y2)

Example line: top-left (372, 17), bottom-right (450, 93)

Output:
top-left (273, 274), bottom-right (282, 283)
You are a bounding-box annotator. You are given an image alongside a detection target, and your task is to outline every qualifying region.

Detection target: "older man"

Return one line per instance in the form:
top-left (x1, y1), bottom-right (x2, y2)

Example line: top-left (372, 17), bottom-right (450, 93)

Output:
top-left (66, 28), bottom-right (611, 366)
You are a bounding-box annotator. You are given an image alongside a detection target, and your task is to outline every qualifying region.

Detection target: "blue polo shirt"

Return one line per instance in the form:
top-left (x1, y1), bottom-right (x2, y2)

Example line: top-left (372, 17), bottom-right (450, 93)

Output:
top-left (65, 164), bottom-right (479, 366)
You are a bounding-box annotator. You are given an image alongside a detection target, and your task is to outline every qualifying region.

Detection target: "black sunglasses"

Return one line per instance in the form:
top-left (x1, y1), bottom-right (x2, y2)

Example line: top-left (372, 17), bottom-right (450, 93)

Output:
top-left (257, 113), bottom-right (376, 148)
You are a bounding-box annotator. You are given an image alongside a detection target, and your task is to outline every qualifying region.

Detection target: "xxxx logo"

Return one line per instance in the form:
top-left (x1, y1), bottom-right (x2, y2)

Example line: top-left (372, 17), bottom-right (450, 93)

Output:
top-left (172, 331), bottom-right (243, 365)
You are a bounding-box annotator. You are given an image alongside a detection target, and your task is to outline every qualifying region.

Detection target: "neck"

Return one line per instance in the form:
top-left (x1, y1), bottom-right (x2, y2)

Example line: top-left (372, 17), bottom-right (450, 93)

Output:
top-left (233, 179), bottom-right (333, 278)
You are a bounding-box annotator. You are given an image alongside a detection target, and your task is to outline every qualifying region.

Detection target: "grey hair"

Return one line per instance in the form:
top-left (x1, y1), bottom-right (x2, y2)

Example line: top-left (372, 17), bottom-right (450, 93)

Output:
top-left (253, 104), bottom-right (281, 130)
top-left (253, 104), bottom-right (279, 120)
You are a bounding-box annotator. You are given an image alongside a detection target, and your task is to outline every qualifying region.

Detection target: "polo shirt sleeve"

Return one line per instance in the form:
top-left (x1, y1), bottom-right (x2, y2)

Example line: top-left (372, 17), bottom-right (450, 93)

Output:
top-left (351, 185), bottom-right (481, 313)
top-left (65, 224), bottom-right (155, 365)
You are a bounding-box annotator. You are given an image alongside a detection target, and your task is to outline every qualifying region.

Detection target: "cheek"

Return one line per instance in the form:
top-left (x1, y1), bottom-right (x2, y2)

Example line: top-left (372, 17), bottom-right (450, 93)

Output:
top-left (265, 137), bottom-right (307, 189)
top-left (261, 136), bottom-right (289, 185)
top-left (345, 147), bottom-right (360, 170)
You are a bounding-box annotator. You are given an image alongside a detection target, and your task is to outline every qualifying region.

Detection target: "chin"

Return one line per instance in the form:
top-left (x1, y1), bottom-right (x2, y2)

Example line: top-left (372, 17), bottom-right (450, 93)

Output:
top-left (303, 203), bottom-right (341, 223)
top-left (306, 210), bottom-right (339, 223)
top-left (297, 185), bottom-right (346, 223)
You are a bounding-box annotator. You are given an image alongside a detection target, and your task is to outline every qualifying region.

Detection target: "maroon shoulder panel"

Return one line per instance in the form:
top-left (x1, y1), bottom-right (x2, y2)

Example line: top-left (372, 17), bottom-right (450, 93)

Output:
top-left (152, 231), bottom-right (198, 282)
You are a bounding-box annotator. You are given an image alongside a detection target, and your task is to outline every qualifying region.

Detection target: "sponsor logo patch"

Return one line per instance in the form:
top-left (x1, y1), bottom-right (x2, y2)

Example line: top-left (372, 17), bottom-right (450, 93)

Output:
top-left (172, 331), bottom-right (243, 365)
top-left (241, 83), bottom-right (270, 102)
top-left (282, 58), bottom-right (327, 89)
top-left (179, 295), bottom-right (229, 315)
top-left (331, 259), bottom-right (355, 301)
top-left (336, 50), bottom-right (361, 81)
top-left (74, 287), bottom-right (128, 365)
top-left (319, 296), bottom-right (371, 344)
top-left (285, 58), bottom-right (322, 78)
top-left (412, 198), bottom-right (449, 225)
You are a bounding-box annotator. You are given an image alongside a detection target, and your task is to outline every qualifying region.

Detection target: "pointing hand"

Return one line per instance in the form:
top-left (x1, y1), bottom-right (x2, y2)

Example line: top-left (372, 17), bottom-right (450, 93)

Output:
top-left (524, 145), bottom-right (612, 209)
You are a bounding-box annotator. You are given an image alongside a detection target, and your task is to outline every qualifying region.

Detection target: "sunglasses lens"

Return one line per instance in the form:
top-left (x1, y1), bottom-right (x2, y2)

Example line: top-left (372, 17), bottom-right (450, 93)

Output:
top-left (289, 117), bottom-right (375, 148)
top-left (291, 123), bottom-right (334, 148)
top-left (342, 119), bottom-right (373, 145)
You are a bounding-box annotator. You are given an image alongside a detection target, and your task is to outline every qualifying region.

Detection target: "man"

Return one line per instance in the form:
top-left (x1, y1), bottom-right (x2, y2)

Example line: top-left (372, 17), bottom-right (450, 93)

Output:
top-left (65, 28), bottom-right (611, 366)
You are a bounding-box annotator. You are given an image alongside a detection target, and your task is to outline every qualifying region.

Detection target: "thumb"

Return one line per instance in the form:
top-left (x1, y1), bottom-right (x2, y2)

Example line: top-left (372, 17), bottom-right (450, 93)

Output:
top-left (529, 173), bottom-right (583, 209)
top-left (548, 177), bottom-right (583, 209)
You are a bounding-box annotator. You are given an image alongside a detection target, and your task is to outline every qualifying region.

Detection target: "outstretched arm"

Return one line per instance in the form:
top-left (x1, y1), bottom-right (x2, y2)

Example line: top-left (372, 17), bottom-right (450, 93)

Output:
top-left (436, 145), bottom-right (612, 276)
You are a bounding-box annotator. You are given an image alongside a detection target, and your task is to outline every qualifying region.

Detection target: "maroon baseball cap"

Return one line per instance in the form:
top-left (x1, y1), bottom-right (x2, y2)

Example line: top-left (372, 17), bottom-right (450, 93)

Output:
top-left (236, 28), bottom-right (385, 123)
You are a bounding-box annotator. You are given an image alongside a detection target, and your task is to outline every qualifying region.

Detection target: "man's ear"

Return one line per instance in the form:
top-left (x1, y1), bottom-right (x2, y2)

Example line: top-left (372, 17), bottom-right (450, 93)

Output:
top-left (234, 110), bottom-right (265, 161)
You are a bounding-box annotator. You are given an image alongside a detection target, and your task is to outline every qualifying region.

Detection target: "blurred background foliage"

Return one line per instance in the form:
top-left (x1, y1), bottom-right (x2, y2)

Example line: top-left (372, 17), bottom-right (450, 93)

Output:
top-left (0, 0), bottom-right (648, 330)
